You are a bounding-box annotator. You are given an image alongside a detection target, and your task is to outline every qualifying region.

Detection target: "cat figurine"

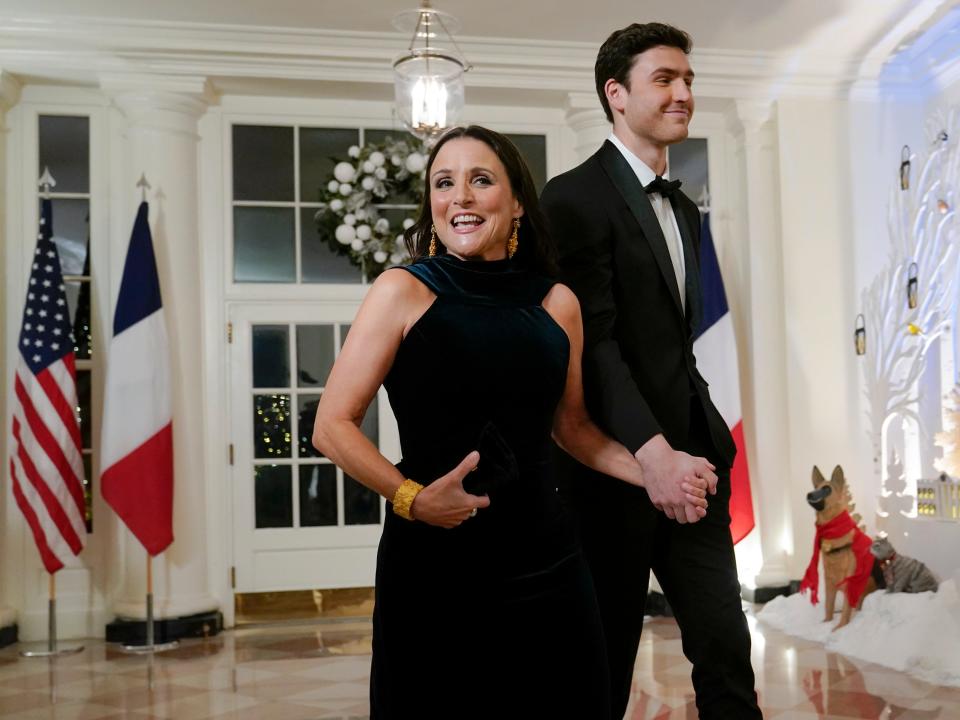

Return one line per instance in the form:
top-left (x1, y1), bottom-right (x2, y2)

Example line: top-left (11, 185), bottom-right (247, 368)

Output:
top-left (869, 537), bottom-right (939, 594)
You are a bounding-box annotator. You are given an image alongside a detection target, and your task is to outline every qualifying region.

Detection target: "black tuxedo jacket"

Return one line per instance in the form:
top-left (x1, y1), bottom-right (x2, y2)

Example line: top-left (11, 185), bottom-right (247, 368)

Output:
top-left (541, 140), bottom-right (736, 471)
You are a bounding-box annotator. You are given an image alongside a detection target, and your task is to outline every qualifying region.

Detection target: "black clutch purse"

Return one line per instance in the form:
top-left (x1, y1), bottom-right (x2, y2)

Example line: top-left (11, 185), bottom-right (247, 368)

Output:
top-left (462, 421), bottom-right (519, 497)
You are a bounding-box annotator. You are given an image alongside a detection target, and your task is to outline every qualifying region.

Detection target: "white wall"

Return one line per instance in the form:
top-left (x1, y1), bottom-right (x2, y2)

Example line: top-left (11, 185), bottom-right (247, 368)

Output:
top-left (773, 97), bottom-right (860, 576)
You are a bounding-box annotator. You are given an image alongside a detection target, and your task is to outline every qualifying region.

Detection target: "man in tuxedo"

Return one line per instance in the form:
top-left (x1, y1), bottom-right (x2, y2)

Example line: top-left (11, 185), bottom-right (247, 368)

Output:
top-left (541, 23), bottom-right (762, 719)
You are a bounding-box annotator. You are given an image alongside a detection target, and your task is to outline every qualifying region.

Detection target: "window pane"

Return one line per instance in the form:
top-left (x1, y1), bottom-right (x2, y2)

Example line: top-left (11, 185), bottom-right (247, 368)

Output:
top-left (82, 453), bottom-right (92, 533)
top-left (252, 325), bottom-right (289, 388)
top-left (76, 369), bottom-right (91, 449)
top-left (505, 134), bottom-right (547, 194)
top-left (299, 464), bottom-right (338, 527)
top-left (340, 324), bottom-right (351, 348)
top-left (299, 127), bottom-right (359, 204)
top-left (344, 473), bottom-right (380, 525)
top-left (71, 279), bottom-right (92, 361)
top-left (364, 128), bottom-right (418, 146)
top-left (255, 465), bottom-right (293, 528)
top-left (234, 207), bottom-right (296, 283)
top-left (296, 325), bottom-right (335, 388)
top-left (46, 198), bottom-right (89, 277)
top-left (669, 138), bottom-right (709, 208)
top-left (38, 116), bottom-right (89, 194)
top-left (233, 125), bottom-right (294, 202)
top-left (300, 208), bottom-right (363, 284)
top-left (253, 394), bottom-right (292, 459)
top-left (298, 393), bottom-right (322, 458)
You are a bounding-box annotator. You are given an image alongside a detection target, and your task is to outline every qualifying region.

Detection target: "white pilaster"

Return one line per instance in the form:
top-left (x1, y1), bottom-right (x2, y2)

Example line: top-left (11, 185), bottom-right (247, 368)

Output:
top-left (733, 99), bottom-right (794, 587)
top-left (565, 92), bottom-right (609, 165)
top-left (102, 74), bottom-right (220, 619)
top-left (0, 69), bottom-right (22, 633)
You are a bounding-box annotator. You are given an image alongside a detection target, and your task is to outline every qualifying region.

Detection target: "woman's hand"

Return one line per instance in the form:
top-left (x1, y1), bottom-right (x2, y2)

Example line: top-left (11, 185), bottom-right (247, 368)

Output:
top-left (681, 476), bottom-right (710, 519)
top-left (410, 451), bottom-right (491, 528)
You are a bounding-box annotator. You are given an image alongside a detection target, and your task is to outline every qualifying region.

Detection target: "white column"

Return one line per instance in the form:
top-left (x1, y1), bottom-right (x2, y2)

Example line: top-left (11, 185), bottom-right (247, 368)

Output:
top-left (565, 92), bottom-right (610, 164)
top-left (0, 69), bottom-right (22, 633)
top-left (734, 99), bottom-right (794, 587)
top-left (101, 75), bottom-right (219, 619)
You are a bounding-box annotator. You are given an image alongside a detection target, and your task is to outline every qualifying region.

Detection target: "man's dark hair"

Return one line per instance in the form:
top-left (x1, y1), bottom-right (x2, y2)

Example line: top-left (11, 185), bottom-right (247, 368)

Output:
top-left (595, 23), bottom-right (692, 123)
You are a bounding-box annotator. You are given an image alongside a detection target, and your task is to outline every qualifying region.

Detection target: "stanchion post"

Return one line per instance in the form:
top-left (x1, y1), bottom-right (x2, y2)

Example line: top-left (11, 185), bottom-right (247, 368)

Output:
top-left (19, 573), bottom-right (84, 658)
top-left (119, 550), bottom-right (178, 654)
top-left (47, 574), bottom-right (55, 654)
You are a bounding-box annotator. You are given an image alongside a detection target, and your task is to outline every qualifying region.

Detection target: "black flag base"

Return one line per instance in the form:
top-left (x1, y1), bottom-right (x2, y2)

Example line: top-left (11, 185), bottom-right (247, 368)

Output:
top-left (0, 622), bottom-right (17, 649)
top-left (106, 609), bottom-right (222, 646)
top-left (116, 592), bottom-right (180, 654)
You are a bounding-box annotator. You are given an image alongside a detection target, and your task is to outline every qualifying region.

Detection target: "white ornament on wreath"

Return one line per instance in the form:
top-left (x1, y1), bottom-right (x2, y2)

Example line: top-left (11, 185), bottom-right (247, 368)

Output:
top-left (315, 136), bottom-right (429, 276)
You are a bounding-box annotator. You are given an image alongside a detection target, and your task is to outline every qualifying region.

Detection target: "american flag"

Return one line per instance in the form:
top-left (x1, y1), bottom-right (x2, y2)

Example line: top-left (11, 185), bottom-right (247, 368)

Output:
top-left (10, 198), bottom-right (87, 574)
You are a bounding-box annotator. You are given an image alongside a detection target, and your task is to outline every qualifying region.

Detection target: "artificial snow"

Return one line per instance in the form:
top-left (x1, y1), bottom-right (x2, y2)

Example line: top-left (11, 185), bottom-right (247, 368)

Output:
top-left (757, 579), bottom-right (960, 687)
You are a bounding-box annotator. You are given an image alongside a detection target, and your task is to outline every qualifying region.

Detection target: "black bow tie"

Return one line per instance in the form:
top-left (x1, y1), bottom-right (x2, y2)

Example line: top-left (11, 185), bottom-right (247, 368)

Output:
top-left (645, 175), bottom-right (682, 197)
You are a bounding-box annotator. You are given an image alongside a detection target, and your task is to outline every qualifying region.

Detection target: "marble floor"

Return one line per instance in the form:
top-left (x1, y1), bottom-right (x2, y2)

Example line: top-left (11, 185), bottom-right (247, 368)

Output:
top-left (1, 608), bottom-right (958, 719)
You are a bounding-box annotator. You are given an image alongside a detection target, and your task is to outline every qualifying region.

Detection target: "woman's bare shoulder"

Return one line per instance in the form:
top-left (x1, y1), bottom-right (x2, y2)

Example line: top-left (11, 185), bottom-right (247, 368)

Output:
top-left (542, 282), bottom-right (581, 330)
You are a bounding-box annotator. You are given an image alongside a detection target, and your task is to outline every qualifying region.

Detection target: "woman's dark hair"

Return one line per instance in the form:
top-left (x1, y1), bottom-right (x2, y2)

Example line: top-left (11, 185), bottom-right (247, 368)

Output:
top-left (595, 23), bottom-right (692, 123)
top-left (403, 125), bottom-right (557, 277)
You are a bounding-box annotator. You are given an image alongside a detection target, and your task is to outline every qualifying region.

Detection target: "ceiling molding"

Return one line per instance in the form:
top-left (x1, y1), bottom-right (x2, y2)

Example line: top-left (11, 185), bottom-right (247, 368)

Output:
top-left (0, 15), bottom-right (934, 103)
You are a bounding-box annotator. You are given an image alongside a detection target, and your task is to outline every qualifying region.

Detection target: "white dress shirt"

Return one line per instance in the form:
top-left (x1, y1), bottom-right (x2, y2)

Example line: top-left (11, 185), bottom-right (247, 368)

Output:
top-left (608, 133), bottom-right (687, 313)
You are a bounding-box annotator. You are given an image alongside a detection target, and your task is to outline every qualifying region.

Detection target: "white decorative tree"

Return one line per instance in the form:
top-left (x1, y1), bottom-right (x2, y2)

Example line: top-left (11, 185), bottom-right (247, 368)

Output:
top-left (861, 108), bottom-right (959, 504)
top-left (876, 450), bottom-right (913, 538)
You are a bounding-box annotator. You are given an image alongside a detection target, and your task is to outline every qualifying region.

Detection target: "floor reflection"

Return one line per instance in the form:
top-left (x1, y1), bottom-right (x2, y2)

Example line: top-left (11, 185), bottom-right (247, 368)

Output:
top-left (625, 608), bottom-right (956, 719)
top-left (0, 606), bottom-right (957, 719)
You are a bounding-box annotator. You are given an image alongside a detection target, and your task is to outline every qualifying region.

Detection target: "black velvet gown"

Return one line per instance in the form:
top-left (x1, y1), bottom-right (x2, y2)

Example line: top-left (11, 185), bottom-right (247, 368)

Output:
top-left (371, 254), bottom-right (610, 719)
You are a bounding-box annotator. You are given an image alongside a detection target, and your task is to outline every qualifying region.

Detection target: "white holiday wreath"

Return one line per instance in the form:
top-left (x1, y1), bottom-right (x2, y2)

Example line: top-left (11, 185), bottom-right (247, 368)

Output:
top-left (314, 136), bottom-right (430, 276)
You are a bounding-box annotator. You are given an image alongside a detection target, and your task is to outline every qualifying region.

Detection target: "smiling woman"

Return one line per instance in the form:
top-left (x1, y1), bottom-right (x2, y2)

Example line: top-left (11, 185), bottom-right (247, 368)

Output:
top-left (427, 137), bottom-right (522, 261)
top-left (402, 125), bottom-right (558, 275)
top-left (309, 125), bottom-right (708, 718)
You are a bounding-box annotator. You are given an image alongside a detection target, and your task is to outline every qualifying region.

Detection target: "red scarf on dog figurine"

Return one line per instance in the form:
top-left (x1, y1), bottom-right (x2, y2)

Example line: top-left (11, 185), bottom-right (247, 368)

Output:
top-left (799, 510), bottom-right (874, 607)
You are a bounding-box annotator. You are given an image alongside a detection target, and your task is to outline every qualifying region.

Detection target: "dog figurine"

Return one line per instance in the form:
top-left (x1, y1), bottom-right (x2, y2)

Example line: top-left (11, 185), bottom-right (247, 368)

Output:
top-left (799, 466), bottom-right (877, 629)
top-left (870, 536), bottom-right (939, 594)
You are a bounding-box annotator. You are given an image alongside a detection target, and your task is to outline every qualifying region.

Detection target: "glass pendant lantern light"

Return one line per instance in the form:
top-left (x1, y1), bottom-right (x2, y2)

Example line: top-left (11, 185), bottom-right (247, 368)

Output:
top-left (392, 0), bottom-right (471, 141)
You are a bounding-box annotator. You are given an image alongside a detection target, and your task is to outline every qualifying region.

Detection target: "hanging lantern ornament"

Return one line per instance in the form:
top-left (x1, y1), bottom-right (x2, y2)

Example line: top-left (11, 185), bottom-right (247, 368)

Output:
top-left (855, 314), bottom-right (866, 356)
top-left (900, 145), bottom-right (911, 190)
top-left (907, 261), bottom-right (919, 309)
top-left (392, 1), bottom-right (472, 142)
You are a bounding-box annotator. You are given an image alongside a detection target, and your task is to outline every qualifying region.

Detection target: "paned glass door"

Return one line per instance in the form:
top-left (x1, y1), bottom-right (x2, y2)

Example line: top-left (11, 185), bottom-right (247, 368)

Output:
top-left (230, 303), bottom-right (398, 592)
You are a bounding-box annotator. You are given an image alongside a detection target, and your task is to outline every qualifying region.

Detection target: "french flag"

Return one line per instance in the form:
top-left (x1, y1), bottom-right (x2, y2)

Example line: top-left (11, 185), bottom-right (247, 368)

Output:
top-left (100, 201), bottom-right (174, 556)
top-left (693, 213), bottom-right (755, 544)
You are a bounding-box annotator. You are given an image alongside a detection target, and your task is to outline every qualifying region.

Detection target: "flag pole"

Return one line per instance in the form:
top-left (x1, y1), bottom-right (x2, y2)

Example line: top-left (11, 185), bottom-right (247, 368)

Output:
top-left (48, 573), bottom-right (54, 654)
top-left (120, 549), bottom-right (179, 653)
top-left (111, 175), bottom-right (176, 654)
top-left (19, 573), bottom-right (84, 658)
top-left (18, 167), bottom-right (84, 659)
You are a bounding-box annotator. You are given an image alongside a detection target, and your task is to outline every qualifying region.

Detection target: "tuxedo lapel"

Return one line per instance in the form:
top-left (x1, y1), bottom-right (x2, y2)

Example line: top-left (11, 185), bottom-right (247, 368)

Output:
top-left (673, 202), bottom-right (702, 335)
top-left (597, 141), bottom-right (684, 320)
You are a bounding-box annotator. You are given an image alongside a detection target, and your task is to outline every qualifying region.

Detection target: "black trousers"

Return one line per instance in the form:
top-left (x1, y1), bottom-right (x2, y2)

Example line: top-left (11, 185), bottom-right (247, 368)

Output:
top-left (566, 397), bottom-right (762, 719)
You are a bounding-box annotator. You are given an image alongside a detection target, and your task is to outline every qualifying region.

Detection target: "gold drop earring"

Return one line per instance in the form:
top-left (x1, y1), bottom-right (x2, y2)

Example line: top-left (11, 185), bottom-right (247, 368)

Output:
top-left (428, 225), bottom-right (438, 257)
top-left (506, 218), bottom-right (520, 258)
